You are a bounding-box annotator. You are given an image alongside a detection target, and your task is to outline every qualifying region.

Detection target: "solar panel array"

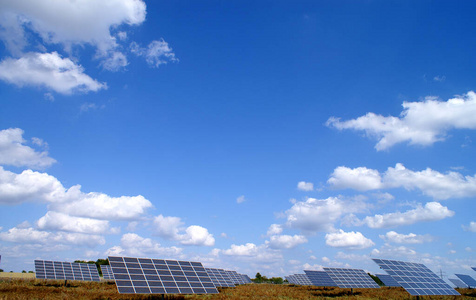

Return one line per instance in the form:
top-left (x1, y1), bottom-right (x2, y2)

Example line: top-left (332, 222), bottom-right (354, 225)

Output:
top-left (372, 259), bottom-right (460, 296)
top-left (241, 274), bottom-right (252, 283)
top-left (108, 256), bottom-right (218, 294)
top-left (205, 268), bottom-right (235, 287)
top-left (101, 265), bottom-right (114, 280)
top-left (455, 274), bottom-right (476, 288)
top-left (294, 274), bottom-right (313, 285)
top-left (304, 270), bottom-right (338, 287)
top-left (376, 274), bottom-right (400, 287)
top-left (323, 268), bottom-right (380, 289)
top-left (225, 270), bottom-right (247, 285)
top-left (34, 260), bottom-right (100, 281)
top-left (449, 278), bottom-right (466, 288)
top-left (472, 267), bottom-right (476, 272)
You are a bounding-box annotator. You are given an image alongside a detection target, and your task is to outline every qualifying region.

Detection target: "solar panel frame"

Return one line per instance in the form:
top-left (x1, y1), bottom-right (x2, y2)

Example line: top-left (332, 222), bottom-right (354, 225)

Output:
top-left (101, 265), bottom-right (114, 280)
top-left (225, 270), bottom-right (246, 285)
top-left (304, 270), bottom-right (338, 287)
top-left (293, 274), bottom-right (312, 285)
top-left (455, 274), bottom-right (476, 288)
top-left (34, 260), bottom-right (100, 281)
top-left (240, 274), bottom-right (252, 283)
top-left (449, 278), bottom-right (466, 288)
top-left (205, 268), bottom-right (235, 287)
top-left (372, 258), bottom-right (460, 296)
top-left (323, 267), bottom-right (380, 289)
top-left (376, 274), bottom-right (400, 287)
top-left (108, 256), bottom-right (219, 295)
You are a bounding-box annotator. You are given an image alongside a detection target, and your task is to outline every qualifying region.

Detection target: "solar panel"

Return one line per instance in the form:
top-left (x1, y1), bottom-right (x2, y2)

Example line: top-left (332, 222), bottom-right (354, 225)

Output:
top-left (472, 267), bottom-right (476, 272)
top-left (449, 278), bottom-right (466, 288)
top-left (294, 273), bottom-right (312, 285)
top-left (286, 275), bottom-right (300, 285)
top-left (376, 274), bottom-right (400, 287)
top-left (205, 268), bottom-right (235, 287)
top-left (225, 270), bottom-right (246, 285)
top-left (108, 256), bottom-right (218, 294)
top-left (101, 265), bottom-right (114, 280)
top-left (323, 268), bottom-right (380, 289)
top-left (455, 274), bottom-right (476, 288)
top-left (372, 258), bottom-right (460, 296)
top-left (304, 270), bottom-right (338, 287)
top-left (241, 274), bottom-right (252, 283)
top-left (34, 260), bottom-right (100, 281)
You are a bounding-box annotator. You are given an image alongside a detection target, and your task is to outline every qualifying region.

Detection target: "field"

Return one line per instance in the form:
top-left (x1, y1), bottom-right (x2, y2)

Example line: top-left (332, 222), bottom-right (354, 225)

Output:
top-left (1, 279), bottom-right (475, 300)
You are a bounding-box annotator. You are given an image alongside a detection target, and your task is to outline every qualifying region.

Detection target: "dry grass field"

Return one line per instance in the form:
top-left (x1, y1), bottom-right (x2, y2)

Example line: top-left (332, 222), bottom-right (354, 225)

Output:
top-left (1, 279), bottom-right (475, 300)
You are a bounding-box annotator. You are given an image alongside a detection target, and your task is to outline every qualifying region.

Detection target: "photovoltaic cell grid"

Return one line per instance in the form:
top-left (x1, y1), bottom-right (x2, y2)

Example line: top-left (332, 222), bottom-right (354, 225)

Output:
top-left (225, 270), bottom-right (246, 285)
top-left (304, 270), bottom-right (338, 287)
top-left (108, 256), bottom-right (218, 294)
top-left (241, 274), bottom-right (252, 283)
top-left (34, 260), bottom-right (100, 281)
top-left (472, 267), bottom-right (476, 272)
top-left (293, 274), bottom-right (312, 285)
top-left (323, 268), bottom-right (380, 289)
top-left (285, 275), bottom-right (297, 284)
top-left (449, 278), bottom-right (466, 288)
top-left (376, 274), bottom-right (400, 287)
top-left (205, 268), bottom-right (235, 287)
top-left (455, 274), bottom-right (476, 288)
top-left (101, 265), bottom-right (114, 280)
top-left (372, 258), bottom-right (460, 296)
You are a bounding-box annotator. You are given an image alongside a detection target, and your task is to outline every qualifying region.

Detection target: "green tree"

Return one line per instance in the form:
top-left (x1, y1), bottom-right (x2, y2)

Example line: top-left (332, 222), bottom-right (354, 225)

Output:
top-left (22, 270), bottom-right (26, 273)
top-left (254, 272), bottom-right (263, 283)
top-left (0, 269), bottom-right (3, 272)
top-left (270, 277), bottom-right (283, 284)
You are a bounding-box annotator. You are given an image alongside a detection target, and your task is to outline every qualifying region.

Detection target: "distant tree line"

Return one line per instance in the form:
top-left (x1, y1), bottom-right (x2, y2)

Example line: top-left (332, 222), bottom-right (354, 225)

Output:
top-left (252, 272), bottom-right (284, 284)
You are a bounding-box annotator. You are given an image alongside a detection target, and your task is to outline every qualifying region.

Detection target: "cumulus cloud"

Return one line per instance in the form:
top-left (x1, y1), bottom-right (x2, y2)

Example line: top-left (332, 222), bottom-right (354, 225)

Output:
top-left (297, 181), bottom-right (314, 191)
top-left (153, 214), bottom-right (215, 246)
top-left (285, 197), bottom-right (363, 232)
top-left (0, 226), bottom-right (104, 247)
top-left (0, 167), bottom-right (152, 220)
top-left (380, 231), bottom-right (433, 244)
top-left (462, 221), bottom-right (476, 232)
top-left (328, 163), bottom-right (476, 200)
top-left (0, 0), bottom-right (146, 55)
top-left (360, 202), bottom-right (454, 228)
top-left (106, 233), bottom-right (183, 258)
top-left (0, 52), bottom-right (107, 94)
top-left (37, 211), bottom-right (119, 234)
top-left (325, 229), bottom-right (374, 249)
top-left (236, 195), bottom-right (246, 204)
top-left (130, 39), bottom-right (178, 67)
top-left (327, 91), bottom-right (476, 150)
top-left (0, 128), bottom-right (56, 168)
top-left (218, 242), bottom-right (282, 263)
top-left (267, 224), bottom-right (283, 236)
top-left (266, 234), bottom-right (308, 249)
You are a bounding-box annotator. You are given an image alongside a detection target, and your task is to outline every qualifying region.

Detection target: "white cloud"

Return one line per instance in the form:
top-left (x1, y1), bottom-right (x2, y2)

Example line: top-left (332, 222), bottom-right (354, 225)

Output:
top-left (325, 229), bottom-right (374, 249)
top-left (267, 224), bottom-right (283, 236)
top-left (297, 181), bottom-right (314, 191)
top-left (106, 233), bottom-right (183, 258)
top-left (130, 39), bottom-right (178, 67)
top-left (37, 211), bottom-right (119, 234)
top-left (462, 221), bottom-right (476, 232)
top-left (101, 51), bottom-right (128, 71)
top-left (0, 128), bottom-right (56, 168)
top-left (328, 163), bottom-right (476, 200)
top-left (0, 0), bottom-right (146, 55)
top-left (379, 231), bottom-right (433, 244)
top-left (0, 52), bottom-right (107, 94)
top-left (361, 202), bottom-right (455, 228)
top-left (266, 234), bottom-right (308, 249)
top-left (153, 214), bottom-right (215, 246)
top-left (236, 195), bottom-right (246, 204)
top-left (0, 226), bottom-right (104, 247)
top-left (285, 197), bottom-right (362, 232)
top-left (0, 167), bottom-right (153, 220)
top-left (328, 166), bottom-right (382, 191)
top-left (327, 91), bottom-right (476, 150)
top-left (221, 243), bottom-right (259, 256)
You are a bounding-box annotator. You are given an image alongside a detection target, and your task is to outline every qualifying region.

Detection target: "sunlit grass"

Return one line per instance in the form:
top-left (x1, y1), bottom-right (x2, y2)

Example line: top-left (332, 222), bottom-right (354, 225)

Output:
top-left (1, 280), bottom-right (474, 299)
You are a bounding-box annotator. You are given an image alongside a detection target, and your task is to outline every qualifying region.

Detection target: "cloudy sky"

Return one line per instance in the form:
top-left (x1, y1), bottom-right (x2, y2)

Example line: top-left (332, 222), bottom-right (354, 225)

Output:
top-left (0, 0), bottom-right (475, 280)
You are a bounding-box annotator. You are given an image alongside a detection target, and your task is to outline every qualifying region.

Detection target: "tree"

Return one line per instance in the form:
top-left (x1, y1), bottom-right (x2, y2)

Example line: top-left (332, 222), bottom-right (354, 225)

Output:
top-left (254, 272), bottom-right (263, 283)
top-left (22, 270), bottom-right (26, 273)
top-left (0, 269), bottom-right (3, 272)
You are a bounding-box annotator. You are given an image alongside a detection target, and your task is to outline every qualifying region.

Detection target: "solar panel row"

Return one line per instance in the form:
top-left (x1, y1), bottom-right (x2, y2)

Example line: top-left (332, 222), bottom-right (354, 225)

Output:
top-left (323, 268), bottom-right (380, 289)
top-left (241, 274), bottom-right (252, 283)
top-left (205, 268), bottom-right (235, 287)
top-left (376, 274), bottom-right (400, 287)
top-left (449, 278), bottom-right (466, 288)
top-left (34, 260), bottom-right (100, 281)
top-left (108, 256), bottom-right (218, 294)
top-left (100, 265), bottom-right (114, 280)
top-left (372, 258), bottom-right (459, 296)
top-left (455, 274), bottom-right (476, 288)
top-left (304, 270), bottom-right (338, 287)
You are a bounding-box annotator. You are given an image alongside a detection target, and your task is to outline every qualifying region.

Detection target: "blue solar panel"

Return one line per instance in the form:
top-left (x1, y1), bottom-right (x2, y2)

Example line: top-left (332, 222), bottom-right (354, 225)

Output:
top-left (294, 274), bottom-right (312, 285)
top-left (455, 274), bottom-right (476, 288)
top-left (472, 267), bottom-right (476, 272)
top-left (205, 268), bottom-right (234, 287)
top-left (376, 274), bottom-right (400, 287)
top-left (449, 278), bottom-right (466, 288)
top-left (304, 270), bottom-right (338, 287)
top-left (35, 260), bottom-right (100, 281)
top-left (372, 258), bottom-right (460, 296)
top-left (323, 268), bottom-right (380, 289)
top-left (240, 274), bottom-right (252, 283)
top-left (101, 265), bottom-right (114, 280)
top-left (285, 275), bottom-right (298, 284)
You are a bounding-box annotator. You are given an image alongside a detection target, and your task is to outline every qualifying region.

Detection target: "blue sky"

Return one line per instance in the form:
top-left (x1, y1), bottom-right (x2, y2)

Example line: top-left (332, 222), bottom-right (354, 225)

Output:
top-left (0, 0), bottom-right (475, 281)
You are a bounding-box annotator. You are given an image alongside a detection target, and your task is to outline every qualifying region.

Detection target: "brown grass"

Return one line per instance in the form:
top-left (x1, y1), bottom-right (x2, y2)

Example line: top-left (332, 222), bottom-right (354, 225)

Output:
top-left (1, 280), bottom-right (475, 300)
